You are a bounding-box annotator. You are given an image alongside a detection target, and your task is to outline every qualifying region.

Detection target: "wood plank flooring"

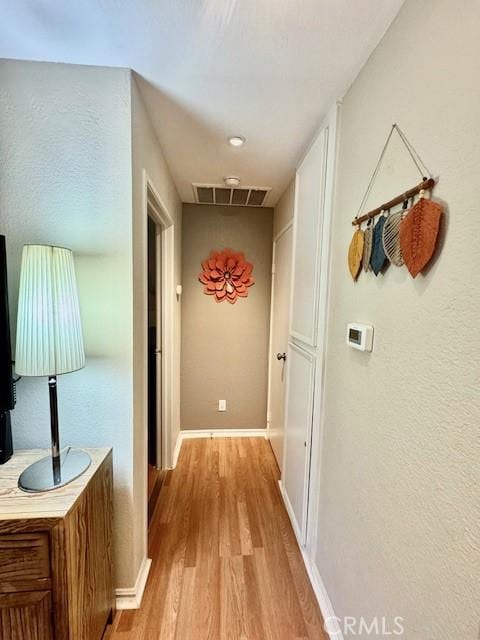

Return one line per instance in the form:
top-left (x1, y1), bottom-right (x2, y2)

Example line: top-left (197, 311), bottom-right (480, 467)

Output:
top-left (108, 437), bottom-right (327, 640)
top-left (148, 465), bottom-right (167, 525)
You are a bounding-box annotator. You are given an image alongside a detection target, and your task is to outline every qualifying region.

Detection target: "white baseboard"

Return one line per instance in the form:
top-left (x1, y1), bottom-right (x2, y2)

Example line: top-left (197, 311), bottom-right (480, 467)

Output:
top-left (171, 429), bottom-right (267, 469)
top-left (180, 428), bottom-right (268, 439)
top-left (278, 478), bottom-right (303, 543)
top-left (172, 431), bottom-right (183, 468)
top-left (115, 557), bottom-right (152, 610)
top-left (278, 481), bottom-right (343, 640)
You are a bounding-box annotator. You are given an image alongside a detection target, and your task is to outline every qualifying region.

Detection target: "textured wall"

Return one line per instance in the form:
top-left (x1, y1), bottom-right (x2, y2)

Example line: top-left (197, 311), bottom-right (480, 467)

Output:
top-left (130, 75), bottom-right (182, 576)
top-left (181, 204), bottom-right (273, 430)
top-left (0, 60), bottom-right (136, 587)
top-left (317, 1), bottom-right (480, 637)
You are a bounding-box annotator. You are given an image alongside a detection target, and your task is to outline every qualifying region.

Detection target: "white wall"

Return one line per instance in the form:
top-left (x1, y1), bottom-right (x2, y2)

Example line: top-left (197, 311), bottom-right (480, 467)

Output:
top-left (0, 59), bottom-right (136, 588)
top-left (131, 75), bottom-right (182, 576)
top-left (0, 59), bottom-right (182, 594)
top-left (316, 1), bottom-right (480, 637)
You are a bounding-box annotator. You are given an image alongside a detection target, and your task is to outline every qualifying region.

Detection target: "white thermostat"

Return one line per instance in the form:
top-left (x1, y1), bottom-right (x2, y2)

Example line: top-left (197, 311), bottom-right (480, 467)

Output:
top-left (346, 323), bottom-right (374, 352)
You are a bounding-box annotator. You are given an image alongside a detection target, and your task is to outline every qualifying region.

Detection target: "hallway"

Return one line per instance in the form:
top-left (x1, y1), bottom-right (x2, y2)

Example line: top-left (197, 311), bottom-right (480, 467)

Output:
top-left (108, 438), bottom-right (326, 639)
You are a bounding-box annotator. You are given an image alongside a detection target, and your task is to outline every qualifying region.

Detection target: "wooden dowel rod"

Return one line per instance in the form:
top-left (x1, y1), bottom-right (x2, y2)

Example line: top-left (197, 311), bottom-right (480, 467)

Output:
top-left (352, 177), bottom-right (436, 226)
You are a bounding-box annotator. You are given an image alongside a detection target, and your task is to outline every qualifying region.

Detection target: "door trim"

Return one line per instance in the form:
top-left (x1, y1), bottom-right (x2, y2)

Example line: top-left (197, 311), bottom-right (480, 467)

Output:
top-left (266, 220), bottom-right (293, 443)
top-left (143, 170), bottom-right (175, 471)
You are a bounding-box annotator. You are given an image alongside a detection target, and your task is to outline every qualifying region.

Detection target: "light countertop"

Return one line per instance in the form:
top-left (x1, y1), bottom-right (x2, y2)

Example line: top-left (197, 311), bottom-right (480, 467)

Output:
top-left (0, 448), bottom-right (111, 521)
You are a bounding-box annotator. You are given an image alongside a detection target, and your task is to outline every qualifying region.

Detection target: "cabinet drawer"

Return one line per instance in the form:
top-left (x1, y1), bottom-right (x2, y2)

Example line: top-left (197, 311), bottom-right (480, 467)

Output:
top-left (0, 533), bottom-right (50, 582)
top-left (0, 591), bottom-right (54, 640)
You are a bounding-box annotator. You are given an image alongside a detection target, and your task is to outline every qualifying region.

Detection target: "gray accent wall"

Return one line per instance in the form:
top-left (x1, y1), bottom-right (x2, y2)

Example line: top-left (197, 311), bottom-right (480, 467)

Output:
top-left (181, 204), bottom-right (273, 430)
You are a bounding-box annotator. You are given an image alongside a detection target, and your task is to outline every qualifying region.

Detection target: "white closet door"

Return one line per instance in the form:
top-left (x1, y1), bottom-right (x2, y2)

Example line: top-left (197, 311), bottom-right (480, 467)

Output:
top-left (268, 224), bottom-right (293, 472)
top-left (290, 128), bottom-right (328, 347)
top-left (283, 342), bottom-right (316, 543)
top-left (282, 104), bottom-right (338, 553)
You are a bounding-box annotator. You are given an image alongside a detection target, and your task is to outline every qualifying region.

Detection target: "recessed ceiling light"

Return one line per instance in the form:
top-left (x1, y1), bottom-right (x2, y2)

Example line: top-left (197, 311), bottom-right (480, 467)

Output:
top-left (228, 136), bottom-right (245, 147)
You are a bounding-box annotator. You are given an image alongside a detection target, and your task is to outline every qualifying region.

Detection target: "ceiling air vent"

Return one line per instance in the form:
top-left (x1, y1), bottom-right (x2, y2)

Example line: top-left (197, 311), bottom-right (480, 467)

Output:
top-left (193, 183), bottom-right (271, 207)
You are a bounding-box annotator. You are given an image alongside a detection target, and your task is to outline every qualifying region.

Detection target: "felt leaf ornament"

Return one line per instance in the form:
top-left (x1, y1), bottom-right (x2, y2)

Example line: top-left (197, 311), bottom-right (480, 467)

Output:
top-left (348, 229), bottom-right (364, 281)
top-left (382, 211), bottom-right (404, 267)
top-left (400, 198), bottom-right (442, 278)
top-left (362, 222), bottom-right (373, 272)
top-left (370, 215), bottom-right (388, 276)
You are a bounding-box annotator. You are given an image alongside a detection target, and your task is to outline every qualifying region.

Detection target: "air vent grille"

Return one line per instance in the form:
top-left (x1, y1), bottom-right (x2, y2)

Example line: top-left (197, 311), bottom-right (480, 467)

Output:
top-left (193, 183), bottom-right (271, 207)
top-left (196, 186), bottom-right (214, 204)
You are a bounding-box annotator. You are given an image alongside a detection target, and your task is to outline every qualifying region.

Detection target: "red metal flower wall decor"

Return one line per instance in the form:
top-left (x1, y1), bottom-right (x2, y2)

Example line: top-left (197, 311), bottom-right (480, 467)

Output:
top-left (198, 248), bottom-right (255, 304)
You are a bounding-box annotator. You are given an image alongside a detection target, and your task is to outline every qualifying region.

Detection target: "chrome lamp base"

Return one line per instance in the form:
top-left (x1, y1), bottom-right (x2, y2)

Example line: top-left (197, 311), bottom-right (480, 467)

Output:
top-left (18, 447), bottom-right (91, 492)
top-left (18, 375), bottom-right (91, 493)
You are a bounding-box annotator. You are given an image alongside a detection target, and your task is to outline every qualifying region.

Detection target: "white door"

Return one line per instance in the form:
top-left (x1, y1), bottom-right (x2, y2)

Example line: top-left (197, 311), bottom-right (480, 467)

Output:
top-left (290, 128), bottom-right (327, 347)
top-left (268, 224), bottom-right (293, 471)
top-left (282, 104), bottom-right (338, 546)
top-left (283, 343), bottom-right (316, 542)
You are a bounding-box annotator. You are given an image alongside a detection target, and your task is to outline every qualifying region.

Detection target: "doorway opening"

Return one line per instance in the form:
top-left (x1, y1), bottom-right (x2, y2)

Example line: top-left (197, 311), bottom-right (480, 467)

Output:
top-left (144, 171), bottom-right (175, 529)
top-left (147, 214), bottom-right (163, 520)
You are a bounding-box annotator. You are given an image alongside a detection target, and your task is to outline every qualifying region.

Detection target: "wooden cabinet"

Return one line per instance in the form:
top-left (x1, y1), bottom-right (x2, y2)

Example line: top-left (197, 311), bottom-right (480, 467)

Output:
top-left (0, 448), bottom-right (114, 640)
top-left (0, 591), bottom-right (54, 640)
top-left (0, 533), bottom-right (50, 584)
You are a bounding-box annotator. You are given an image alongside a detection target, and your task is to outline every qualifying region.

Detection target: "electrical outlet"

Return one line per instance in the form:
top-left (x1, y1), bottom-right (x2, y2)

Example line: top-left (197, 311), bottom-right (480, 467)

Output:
top-left (218, 399), bottom-right (226, 412)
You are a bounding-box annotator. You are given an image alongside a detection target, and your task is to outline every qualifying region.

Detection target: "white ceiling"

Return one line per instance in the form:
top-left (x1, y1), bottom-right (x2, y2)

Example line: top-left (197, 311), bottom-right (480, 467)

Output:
top-left (0, 0), bottom-right (404, 205)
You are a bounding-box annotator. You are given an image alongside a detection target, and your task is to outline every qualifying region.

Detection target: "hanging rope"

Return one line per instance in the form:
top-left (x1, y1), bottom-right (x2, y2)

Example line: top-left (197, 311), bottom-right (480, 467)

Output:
top-left (395, 124), bottom-right (432, 179)
top-left (355, 124), bottom-right (395, 220)
top-left (354, 124), bottom-right (434, 224)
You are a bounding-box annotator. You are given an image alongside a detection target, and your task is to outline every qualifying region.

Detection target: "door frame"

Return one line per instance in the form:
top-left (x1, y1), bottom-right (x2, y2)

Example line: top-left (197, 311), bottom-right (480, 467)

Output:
top-left (266, 220), bottom-right (293, 448)
top-left (143, 170), bottom-right (175, 471)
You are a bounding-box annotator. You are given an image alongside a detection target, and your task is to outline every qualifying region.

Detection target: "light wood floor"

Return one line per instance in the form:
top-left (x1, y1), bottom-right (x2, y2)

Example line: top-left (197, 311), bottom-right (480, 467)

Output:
top-left (148, 464), bottom-right (160, 499)
top-left (148, 464), bottom-right (167, 524)
top-left (107, 437), bottom-right (326, 639)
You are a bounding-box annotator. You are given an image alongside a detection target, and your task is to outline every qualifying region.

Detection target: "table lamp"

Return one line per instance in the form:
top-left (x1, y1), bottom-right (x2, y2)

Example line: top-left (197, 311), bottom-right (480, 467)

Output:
top-left (15, 244), bottom-right (91, 492)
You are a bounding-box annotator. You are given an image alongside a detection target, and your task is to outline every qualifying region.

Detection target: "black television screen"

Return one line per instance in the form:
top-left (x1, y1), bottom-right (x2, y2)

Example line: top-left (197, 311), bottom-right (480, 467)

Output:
top-left (0, 235), bottom-right (15, 411)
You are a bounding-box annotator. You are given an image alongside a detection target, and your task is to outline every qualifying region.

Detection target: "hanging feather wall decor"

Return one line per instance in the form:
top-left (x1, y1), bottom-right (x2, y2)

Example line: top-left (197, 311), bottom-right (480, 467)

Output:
top-left (348, 229), bottom-right (364, 281)
top-left (349, 124), bottom-right (444, 285)
top-left (370, 215), bottom-right (388, 276)
top-left (400, 197), bottom-right (442, 278)
top-left (362, 221), bottom-right (373, 272)
top-left (382, 210), bottom-right (405, 267)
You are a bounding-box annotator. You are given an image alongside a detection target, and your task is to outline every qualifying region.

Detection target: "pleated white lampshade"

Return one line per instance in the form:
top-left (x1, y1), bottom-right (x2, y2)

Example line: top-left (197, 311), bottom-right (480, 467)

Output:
top-left (15, 245), bottom-right (85, 377)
